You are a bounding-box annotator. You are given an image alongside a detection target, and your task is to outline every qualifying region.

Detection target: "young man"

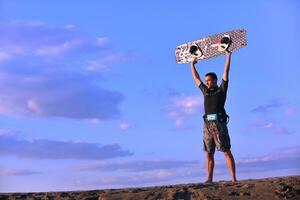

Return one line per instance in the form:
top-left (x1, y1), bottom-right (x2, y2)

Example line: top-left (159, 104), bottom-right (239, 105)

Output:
top-left (190, 50), bottom-right (237, 183)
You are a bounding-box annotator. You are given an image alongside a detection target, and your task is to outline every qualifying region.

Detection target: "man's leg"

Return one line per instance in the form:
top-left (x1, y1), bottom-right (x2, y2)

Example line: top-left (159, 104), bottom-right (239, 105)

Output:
top-left (203, 121), bottom-right (215, 183)
top-left (205, 152), bottom-right (214, 183)
top-left (224, 150), bottom-right (237, 182)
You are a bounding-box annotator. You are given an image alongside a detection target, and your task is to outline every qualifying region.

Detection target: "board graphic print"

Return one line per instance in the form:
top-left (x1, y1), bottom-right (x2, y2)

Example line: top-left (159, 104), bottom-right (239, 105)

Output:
top-left (175, 29), bottom-right (247, 64)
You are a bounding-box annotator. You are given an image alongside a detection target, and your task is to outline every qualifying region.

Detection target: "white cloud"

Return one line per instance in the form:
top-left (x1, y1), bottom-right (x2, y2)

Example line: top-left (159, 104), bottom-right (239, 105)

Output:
top-left (166, 95), bottom-right (203, 129)
top-left (65, 24), bottom-right (75, 29)
top-left (26, 99), bottom-right (43, 115)
top-left (13, 20), bottom-right (45, 27)
top-left (0, 21), bottom-right (126, 120)
top-left (119, 123), bottom-right (130, 130)
top-left (0, 51), bottom-right (11, 62)
top-left (0, 67), bottom-right (124, 119)
top-left (87, 118), bottom-right (102, 124)
top-left (101, 52), bottom-right (131, 63)
top-left (264, 122), bottom-right (273, 128)
top-left (0, 21), bottom-right (109, 58)
top-left (84, 52), bottom-right (132, 73)
top-left (85, 61), bottom-right (109, 73)
top-left (174, 117), bottom-right (185, 129)
top-left (35, 40), bottom-right (83, 57)
top-left (96, 37), bottom-right (109, 46)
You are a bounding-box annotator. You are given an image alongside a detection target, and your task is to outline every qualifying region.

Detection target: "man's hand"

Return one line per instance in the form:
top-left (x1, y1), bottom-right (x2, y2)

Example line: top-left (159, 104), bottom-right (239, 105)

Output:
top-left (225, 49), bottom-right (232, 56)
top-left (191, 57), bottom-right (198, 65)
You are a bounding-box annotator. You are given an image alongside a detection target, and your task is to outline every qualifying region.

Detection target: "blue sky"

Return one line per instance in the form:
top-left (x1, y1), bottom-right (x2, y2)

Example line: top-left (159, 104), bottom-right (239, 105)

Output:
top-left (0, 0), bottom-right (299, 192)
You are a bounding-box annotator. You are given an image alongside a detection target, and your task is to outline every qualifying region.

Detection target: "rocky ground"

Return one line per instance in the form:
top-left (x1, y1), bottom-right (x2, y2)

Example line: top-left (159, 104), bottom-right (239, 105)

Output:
top-left (0, 175), bottom-right (299, 200)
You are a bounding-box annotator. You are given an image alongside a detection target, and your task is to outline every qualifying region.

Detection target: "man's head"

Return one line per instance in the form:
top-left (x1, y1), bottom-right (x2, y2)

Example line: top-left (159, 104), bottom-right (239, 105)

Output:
top-left (205, 72), bottom-right (218, 89)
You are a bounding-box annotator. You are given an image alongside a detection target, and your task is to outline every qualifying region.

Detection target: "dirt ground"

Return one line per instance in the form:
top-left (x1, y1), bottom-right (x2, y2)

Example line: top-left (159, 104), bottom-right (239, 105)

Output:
top-left (1, 175), bottom-right (299, 200)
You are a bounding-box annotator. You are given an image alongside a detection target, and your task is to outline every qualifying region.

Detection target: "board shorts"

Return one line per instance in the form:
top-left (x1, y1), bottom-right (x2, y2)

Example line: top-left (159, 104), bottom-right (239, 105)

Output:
top-left (203, 121), bottom-right (231, 153)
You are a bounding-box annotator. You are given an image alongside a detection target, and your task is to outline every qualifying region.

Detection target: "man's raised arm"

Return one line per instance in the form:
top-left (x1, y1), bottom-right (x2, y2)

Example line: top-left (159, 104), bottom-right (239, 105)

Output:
top-left (190, 58), bottom-right (202, 86)
top-left (222, 50), bottom-right (232, 81)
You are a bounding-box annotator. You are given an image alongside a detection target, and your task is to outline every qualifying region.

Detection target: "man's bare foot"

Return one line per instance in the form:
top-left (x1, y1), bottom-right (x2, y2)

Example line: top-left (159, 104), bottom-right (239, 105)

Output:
top-left (232, 178), bottom-right (237, 183)
top-left (204, 179), bottom-right (213, 184)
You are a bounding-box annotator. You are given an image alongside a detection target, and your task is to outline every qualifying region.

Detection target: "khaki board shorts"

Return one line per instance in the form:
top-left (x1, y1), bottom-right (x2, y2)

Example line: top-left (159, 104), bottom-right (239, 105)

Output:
top-left (203, 121), bottom-right (231, 153)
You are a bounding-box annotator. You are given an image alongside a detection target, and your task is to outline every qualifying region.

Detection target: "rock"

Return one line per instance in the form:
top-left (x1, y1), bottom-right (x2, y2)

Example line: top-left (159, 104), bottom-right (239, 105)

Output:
top-left (228, 191), bottom-right (239, 196)
top-left (239, 191), bottom-right (251, 196)
top-left (241, 183), bottom-right (254, 189)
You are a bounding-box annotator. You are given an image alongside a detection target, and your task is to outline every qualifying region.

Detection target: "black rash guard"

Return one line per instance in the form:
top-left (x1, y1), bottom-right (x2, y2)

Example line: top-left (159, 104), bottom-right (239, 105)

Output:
top-left (198, 79), bottom-right (228, 115)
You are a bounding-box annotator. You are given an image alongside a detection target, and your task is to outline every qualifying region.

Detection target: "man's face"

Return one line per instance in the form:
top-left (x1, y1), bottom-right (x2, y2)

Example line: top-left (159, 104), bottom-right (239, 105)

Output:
top-left (205, 76), bottom-right (217, 89)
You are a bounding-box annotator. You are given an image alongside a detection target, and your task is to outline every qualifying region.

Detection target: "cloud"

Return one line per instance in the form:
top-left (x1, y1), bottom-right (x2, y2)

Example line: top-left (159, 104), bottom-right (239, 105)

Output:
top-left (87, 118), bottom-right (102, 124)
top-left (0, 21), bottom-right (132, 68)
top-left (64, 24), bottom-right (75, 29)
top-left (35, 40), bottom-right (84, 57)
top-left (248, 117), bottom-right (290, 134)
top-left (0, 168), bottom-right (41, 176)
top-left (0, 133), bottom-right (133, 160)
top-left (232, 146), bottom-right (300, 174)
top-left (85, 52), bottom-right (133, 73)
top-left (91, 170), bottom-right (190, 186)
top-left (0, 65), bottom-right (124, 119)
top-left (165, 95), bottom-right (203, 129)
top-left (0, 129), bottom-right (20, 137)
top-left (0, 21), bottom-right (108, 58)
top-left (249, 99), bottom-right (296, 134)
top-left (119, 123), bottom-right (131, 130)
top-left (68, 145), bottom-right (300, 189)
top-left (73, 159), bottom-right (199, 172)
top-left (0, 21), bottom-right (128, 120)
top-left (0, 51), bottom-right (11, 62)
top-left (251, 99), bottom-right (283, 113)
top-left (71, 169), bottom-right (199, 189)
top-left (285, 106), bottom-right (296, 116)
top-left (236, 146), bottom-right (300, 164)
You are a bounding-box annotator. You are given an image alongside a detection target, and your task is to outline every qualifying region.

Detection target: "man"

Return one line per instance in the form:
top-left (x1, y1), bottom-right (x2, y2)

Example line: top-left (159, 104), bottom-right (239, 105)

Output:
top-left (190, 50), bottom-right (237, 183)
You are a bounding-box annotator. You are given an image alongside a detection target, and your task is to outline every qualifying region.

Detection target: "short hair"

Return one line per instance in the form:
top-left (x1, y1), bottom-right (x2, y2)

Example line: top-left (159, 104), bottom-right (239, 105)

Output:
top-left (205, 72), bottom-right (218, 80)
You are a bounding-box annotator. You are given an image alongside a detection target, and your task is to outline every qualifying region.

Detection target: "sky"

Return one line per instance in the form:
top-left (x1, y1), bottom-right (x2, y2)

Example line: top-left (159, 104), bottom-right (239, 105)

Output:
top-left (0, 0), bottom-right (299, 193)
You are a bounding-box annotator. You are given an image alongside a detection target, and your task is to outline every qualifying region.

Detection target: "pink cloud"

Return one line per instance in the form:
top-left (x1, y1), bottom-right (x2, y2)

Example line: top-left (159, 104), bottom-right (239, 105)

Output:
top-left (285, 107), bottom-right (296, 116)
top-left (64, 24), bottom-right (75, 29)
top-left (73, 169), bottom-right (196, 188)
top-left (72, 159), bottom-right (199, 172)
top-left (247, 117), bottom-right (290, 134)
top-left (235, 145), bottom-right (300, 167)
top-left (0, 168), bottom-right (40, 176)
top-left (0, 130), bottom-right (17, 137)
top-left (67, 146), bottom-right (299, 189)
